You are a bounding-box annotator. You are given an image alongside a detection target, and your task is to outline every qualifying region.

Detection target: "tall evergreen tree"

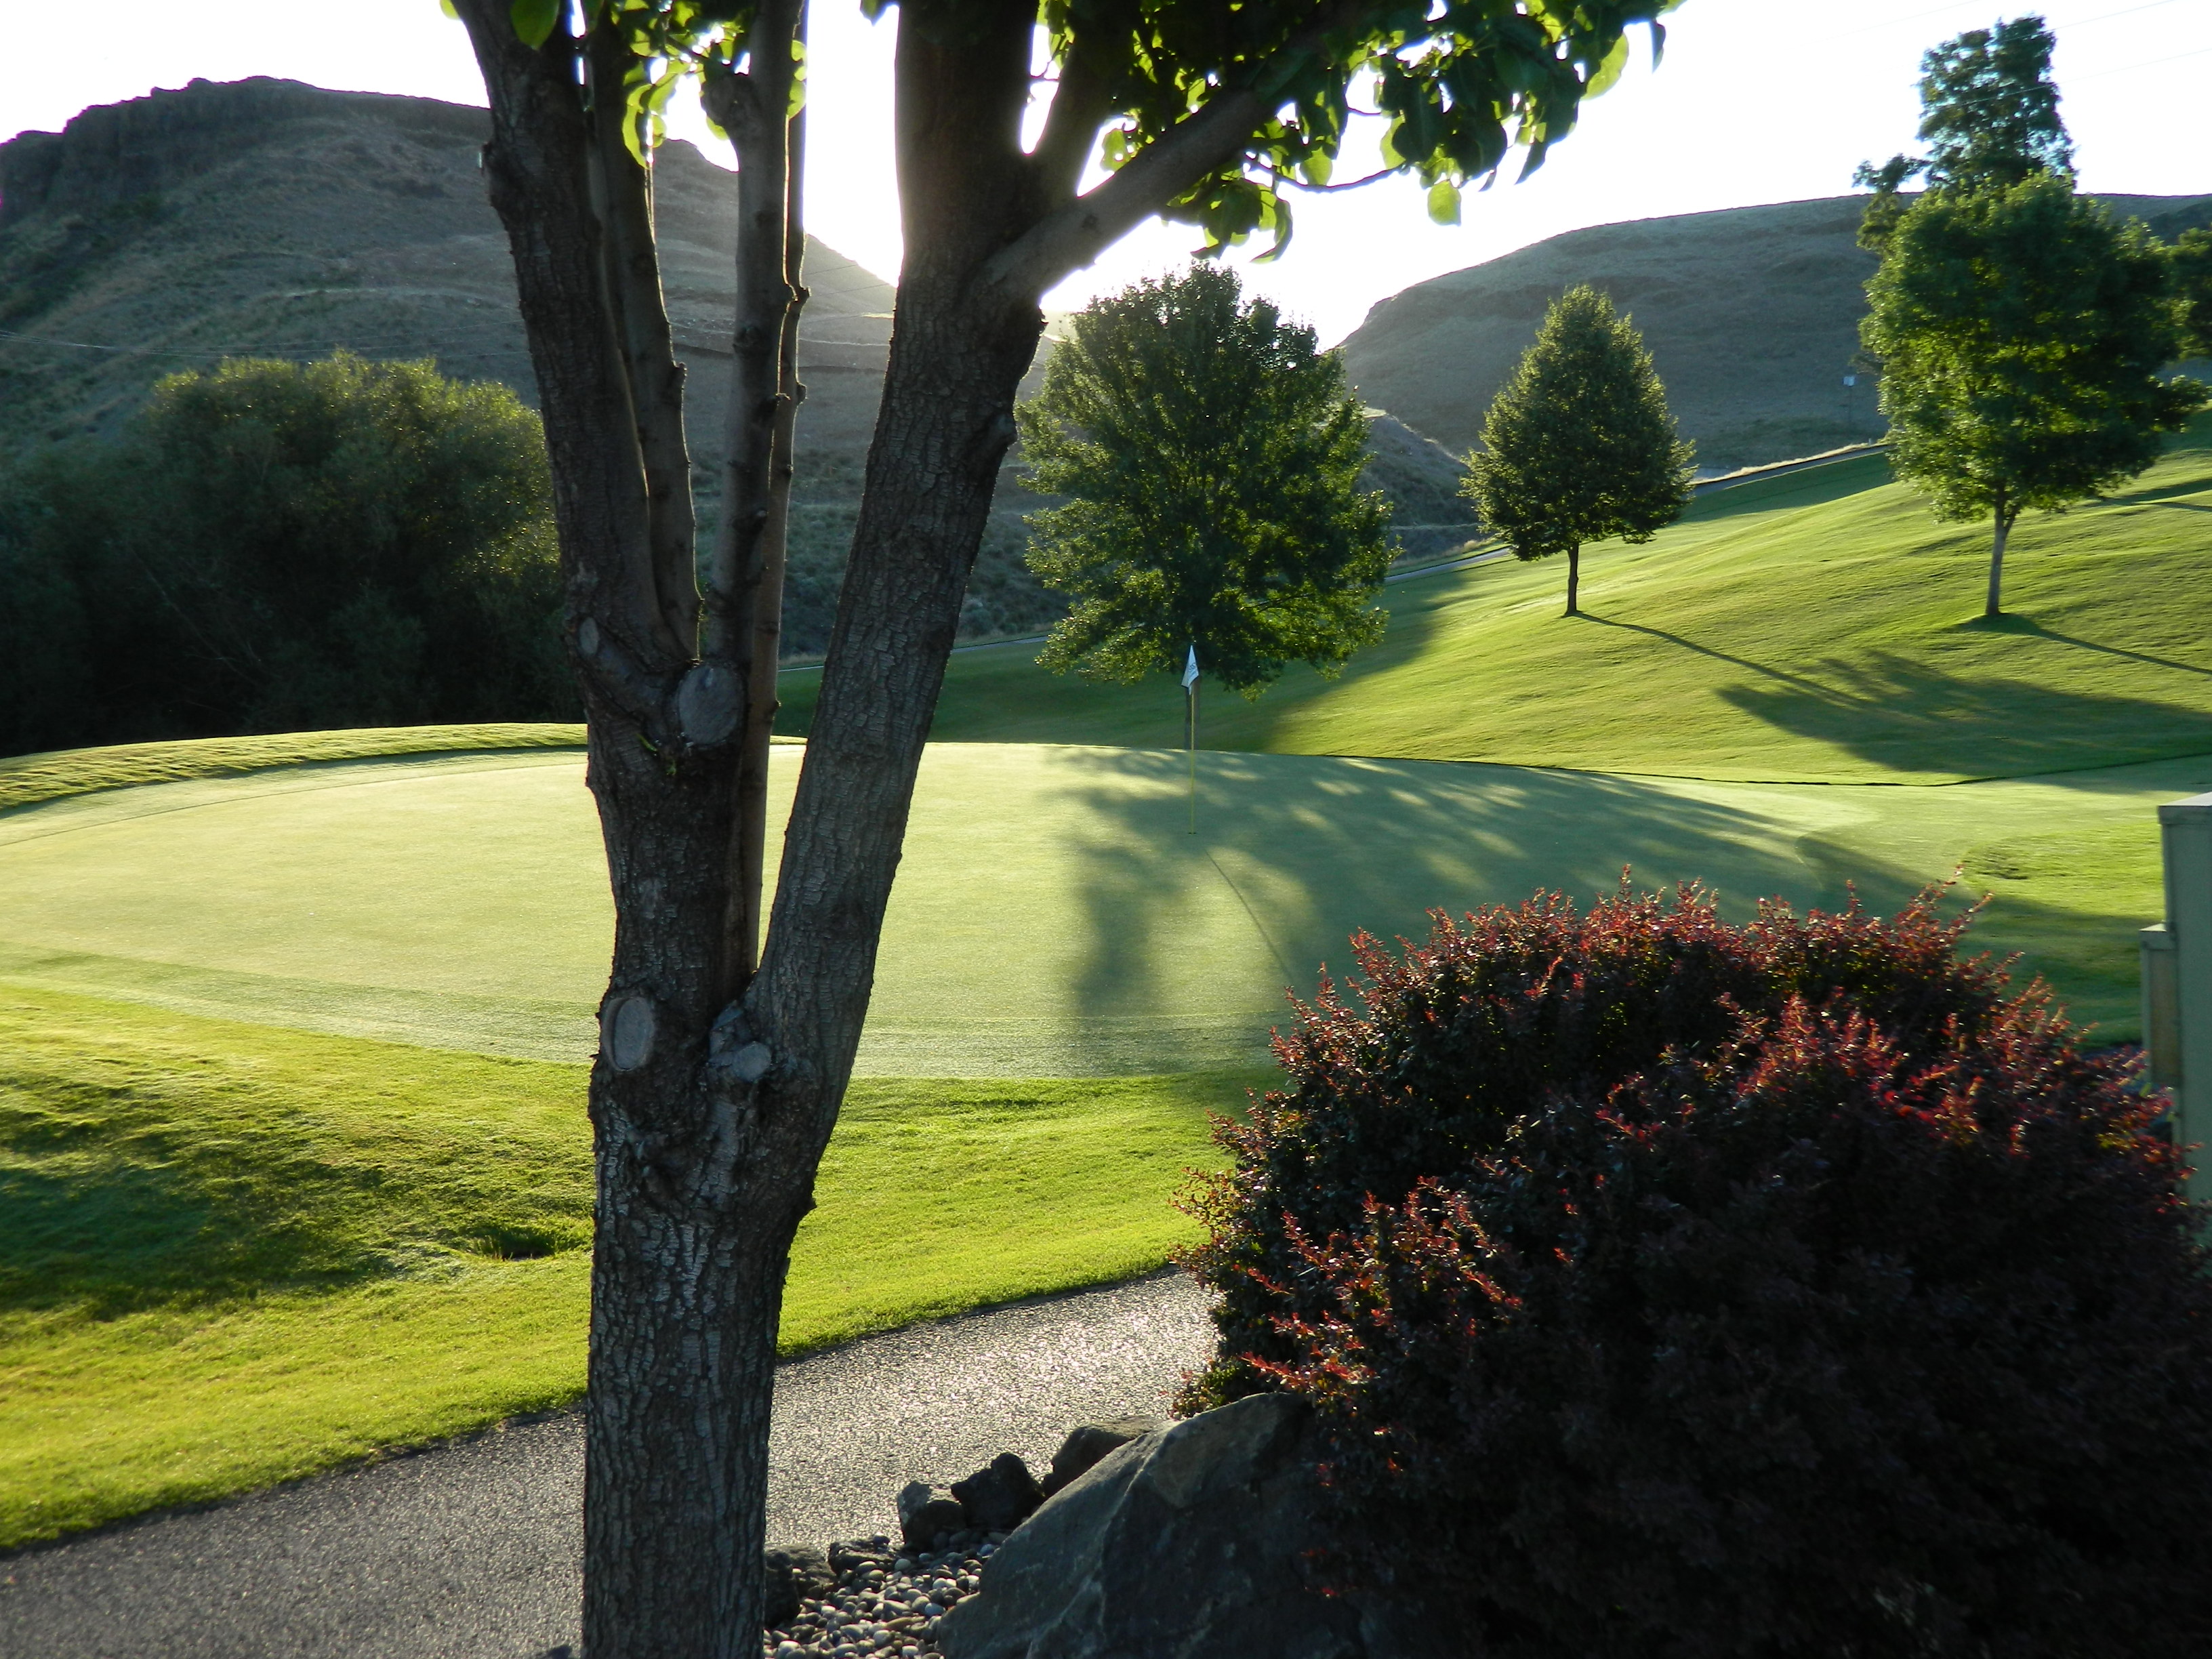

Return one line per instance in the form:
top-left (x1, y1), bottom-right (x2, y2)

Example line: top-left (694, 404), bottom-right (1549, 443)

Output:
top-left (1462, 285), bottom-right (1693, 618)
top-left (1018, 264), bottom-right (1392, 695)
top-left (1863, 176), bottom-right (2205, 618)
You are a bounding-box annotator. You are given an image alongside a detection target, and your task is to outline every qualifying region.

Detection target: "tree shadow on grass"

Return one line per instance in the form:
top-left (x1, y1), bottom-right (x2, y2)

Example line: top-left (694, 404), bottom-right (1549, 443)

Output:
top-left (1715, 651), bottom-right (2212, 779)
top-left (1958, 613), bottom-right (2212, 680)
top-left (0, 1073), bottom-right (582, 1319)
top-left (1027, 742), bottom-right (2168, 1071)
top-left (1036, 748), bottom-right (1829, 1070)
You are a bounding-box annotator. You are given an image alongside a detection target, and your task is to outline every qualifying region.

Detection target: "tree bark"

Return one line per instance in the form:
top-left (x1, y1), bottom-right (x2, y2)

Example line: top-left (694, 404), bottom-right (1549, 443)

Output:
top-left (452, 5), bottom-right (812, 1654)
top-left (1986, 483), bottom-right (2013, 618)
top-left (1565, 543), bottom-right (1582, 616)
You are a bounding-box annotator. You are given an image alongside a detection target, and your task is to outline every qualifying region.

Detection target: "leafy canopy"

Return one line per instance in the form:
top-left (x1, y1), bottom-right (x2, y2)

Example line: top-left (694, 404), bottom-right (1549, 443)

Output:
top-left (1017, 264), bottom-right (1392, 695)
top-left (1862, 173), bottom-right (2208, 529)
top-left (1462, 283), bottom-right (1693, 560)
top-left (533, 0), bottom-right (1680, 255)
top-left (1856, 14), bottom-right (2071, 248)
top-left (0, 353), bottom-right (571, 752)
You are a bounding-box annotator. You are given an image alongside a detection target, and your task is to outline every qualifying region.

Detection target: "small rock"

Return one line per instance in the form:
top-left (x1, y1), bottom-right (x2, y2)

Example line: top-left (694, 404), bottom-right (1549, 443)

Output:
top-left (1039, 1416), bottom-right (1164, 1496)
top-left (951, 1453), bottom-right (1046, 1532)
top-left (763, 1542), bottom-right (837, 1629)
top-left (896, 1481), bottom-right (968, 1551)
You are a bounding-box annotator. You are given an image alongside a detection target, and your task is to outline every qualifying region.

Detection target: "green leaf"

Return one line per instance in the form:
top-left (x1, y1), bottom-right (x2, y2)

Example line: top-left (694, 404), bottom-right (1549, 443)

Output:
top-left (438, 0), bottom-right (460, 18)
top-left (1427, 176), bottom-right (1461, 226)
top-left (1584, 35), bottom-right (1631, 100)
top-left (510, 0), bottom-right (560, 49)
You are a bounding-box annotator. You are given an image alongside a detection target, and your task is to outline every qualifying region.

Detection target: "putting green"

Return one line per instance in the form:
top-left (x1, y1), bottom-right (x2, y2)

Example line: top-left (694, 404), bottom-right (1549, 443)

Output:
top-left (0, 739), bottom-right (2198, 1061)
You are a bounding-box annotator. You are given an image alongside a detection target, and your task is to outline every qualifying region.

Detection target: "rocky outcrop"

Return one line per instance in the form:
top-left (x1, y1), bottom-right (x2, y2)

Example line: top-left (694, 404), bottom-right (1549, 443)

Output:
top-left (936, 1395), bottom-right (1443, 1659)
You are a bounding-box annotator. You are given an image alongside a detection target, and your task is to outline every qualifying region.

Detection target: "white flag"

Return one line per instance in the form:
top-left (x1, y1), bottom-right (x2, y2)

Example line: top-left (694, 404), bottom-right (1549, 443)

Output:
top-left (1181, 645), bottom-right (1200, 690)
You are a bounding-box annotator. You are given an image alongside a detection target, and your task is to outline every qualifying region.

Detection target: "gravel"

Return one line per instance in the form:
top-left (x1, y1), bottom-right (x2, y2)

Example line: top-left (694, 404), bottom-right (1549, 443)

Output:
top-left (760, 1535), bottom-right (998, 1658)
top-left (0, 1271), bottom-right (1213, 1659)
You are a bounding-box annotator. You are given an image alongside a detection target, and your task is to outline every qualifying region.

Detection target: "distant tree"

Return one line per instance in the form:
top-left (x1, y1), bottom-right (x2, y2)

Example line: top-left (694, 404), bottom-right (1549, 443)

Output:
top-left (1462, 285), bottom-right (1694, 618)
top-left (1856, 14), bottom-right (2072, 250)
top-left (2175, 226), bottom-right (2212, 359)
top-left (0, 352), bottom-right (573, 753)
top-left (1017, 264), bottom-right (1392, 695)
top-left (1863, 175), bottom-right (2207, 619)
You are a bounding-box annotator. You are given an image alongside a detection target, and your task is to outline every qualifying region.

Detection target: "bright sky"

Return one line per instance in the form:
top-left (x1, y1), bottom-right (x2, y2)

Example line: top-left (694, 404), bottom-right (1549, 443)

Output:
top-left (1, 0), bottom-right (2205, 344)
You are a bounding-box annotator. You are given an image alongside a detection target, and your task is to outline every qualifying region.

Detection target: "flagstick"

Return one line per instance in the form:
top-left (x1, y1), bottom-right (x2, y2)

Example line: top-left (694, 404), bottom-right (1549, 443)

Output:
top-left (1187, 674), bottom-right (1197, 836)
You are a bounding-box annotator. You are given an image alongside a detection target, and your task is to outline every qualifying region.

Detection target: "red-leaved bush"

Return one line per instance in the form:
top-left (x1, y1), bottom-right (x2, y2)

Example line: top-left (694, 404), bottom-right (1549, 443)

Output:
top-left (1179, 884), bottom-right (2212, 1656)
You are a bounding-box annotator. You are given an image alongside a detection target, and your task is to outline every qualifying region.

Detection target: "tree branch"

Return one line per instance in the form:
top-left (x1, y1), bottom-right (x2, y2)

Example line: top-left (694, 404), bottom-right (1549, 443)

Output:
top-left (586, 22), bottom-right (700, 655)
top-left (979, 0), bottom-right (1378, 304)
top-left (449, 0), bottom-right (691, 677)
top-left (1025, 24), bottom-right (1118, 209)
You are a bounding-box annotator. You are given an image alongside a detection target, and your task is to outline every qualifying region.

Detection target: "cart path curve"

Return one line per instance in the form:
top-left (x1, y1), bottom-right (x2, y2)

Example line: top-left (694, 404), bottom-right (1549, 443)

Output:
top-left (0, 1272), bottom-right (1212, 1659)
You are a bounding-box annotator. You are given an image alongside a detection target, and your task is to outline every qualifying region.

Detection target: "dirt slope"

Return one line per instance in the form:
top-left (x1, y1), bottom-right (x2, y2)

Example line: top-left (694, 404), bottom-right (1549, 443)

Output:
top-left (1343, 191), bottom-right (2212, 474)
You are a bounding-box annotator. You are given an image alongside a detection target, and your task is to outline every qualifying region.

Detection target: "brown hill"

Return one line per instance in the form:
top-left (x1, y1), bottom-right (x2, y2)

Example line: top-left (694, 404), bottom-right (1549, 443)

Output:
top-left (1343, 191), bottom-right (2212, 474)
top-left (0, 77), bottom-right (1475, 655)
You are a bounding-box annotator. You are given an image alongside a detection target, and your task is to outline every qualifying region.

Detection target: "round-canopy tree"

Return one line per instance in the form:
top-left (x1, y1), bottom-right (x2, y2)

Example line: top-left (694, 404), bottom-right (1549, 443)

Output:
top-left (1018, 264), bottom-right (1393, 697)
top-left (1856, 14), bottom-right (2207, 619)
top-left (1864, 175), bottom-right (2206, 619)
top-left (1461, 284), bottom-right (1694, 617)
top-left (0, 352), bottom-right (572, 752)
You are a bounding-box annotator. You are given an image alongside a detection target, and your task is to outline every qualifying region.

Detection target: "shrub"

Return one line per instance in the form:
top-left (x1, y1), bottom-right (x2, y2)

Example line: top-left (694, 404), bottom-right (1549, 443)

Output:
top-left (1180, 884), bottom-right (2212, 1656)
top-left (0, 353), bottom-right (575, 754)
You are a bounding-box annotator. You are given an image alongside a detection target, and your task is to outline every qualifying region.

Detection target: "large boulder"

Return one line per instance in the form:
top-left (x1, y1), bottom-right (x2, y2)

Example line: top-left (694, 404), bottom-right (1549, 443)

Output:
top-left (937, 1393), bottom-right (1442, 1659)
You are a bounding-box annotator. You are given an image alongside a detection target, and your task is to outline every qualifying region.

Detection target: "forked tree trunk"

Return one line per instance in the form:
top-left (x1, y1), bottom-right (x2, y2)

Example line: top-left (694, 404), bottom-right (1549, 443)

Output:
top-left (453, 0), bottom-right (1315, 1651)
top-left (1565, 543), bottom-right (1582, 615)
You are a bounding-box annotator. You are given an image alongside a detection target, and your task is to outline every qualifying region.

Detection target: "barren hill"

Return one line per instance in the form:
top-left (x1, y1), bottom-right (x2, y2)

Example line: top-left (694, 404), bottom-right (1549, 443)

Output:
top-left (0, 78), bottom-right (1475, 655)
top-left (1343, 191), bottom-right (2212, 474)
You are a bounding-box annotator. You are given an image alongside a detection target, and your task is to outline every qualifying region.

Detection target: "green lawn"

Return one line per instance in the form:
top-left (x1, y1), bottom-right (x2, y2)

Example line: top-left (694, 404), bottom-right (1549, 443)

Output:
top-left (0, 983), bottom-right (1244, 1547)
top-left (0, 741), bottom-right (2193, 1075)
top-left (9, 413), bottom-right (2209, 1547)
top-left (774, 426), bottom-right (2212, 783)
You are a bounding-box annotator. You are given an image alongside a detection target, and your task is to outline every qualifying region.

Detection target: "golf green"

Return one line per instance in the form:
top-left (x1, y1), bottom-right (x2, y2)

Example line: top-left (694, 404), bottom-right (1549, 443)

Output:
top-left (0, 739), bottom-right (2196, 1061)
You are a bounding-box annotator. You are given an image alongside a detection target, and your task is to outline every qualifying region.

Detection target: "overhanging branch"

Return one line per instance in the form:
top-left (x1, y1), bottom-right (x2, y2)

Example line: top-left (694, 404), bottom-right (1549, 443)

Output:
top-left (979, 1), bottom-right (1379, 304)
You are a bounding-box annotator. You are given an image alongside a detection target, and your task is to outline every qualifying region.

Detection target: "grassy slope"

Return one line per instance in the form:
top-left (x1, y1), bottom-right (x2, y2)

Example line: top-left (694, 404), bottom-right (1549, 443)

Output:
top-left (0, 724), bottom-right (590, 811)
top-left (0, 983), bottom-right (1245, 1547)
top-left (775, 426), bottom-right (2212, 784)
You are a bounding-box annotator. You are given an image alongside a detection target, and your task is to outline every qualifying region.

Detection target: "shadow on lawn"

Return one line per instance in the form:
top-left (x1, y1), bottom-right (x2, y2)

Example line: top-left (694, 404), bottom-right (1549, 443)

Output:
top-left (1715, 651), bottom-right (2212, 778)
top-left (1038, 749), bottom-right (1824, 1048)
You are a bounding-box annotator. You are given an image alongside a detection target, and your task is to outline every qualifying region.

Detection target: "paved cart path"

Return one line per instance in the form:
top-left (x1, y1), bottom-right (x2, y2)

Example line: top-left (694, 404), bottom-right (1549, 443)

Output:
top-left (0, 1274), bottom-right (1211, 1659)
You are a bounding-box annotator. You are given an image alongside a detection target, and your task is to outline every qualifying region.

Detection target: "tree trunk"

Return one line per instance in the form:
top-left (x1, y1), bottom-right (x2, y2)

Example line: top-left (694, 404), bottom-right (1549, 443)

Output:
top-left (452, 0), bottom-right (1343, 1652)
top-left (1986, 485), bottom-right (2013, 619)
top-left (1565, 543), bottom-right (1582, 615)
top-left (452, 5), bottom-right (815, 1654)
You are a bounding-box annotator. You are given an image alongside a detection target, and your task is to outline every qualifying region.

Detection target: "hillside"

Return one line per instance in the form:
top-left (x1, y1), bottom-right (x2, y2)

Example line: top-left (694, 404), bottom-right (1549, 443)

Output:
top-left (1344, 192), bottom-right (2212, 473)
top-left (776, 418), bottom-right (2212, 785)
top-left (0, 77), bottom-right (1473, 653)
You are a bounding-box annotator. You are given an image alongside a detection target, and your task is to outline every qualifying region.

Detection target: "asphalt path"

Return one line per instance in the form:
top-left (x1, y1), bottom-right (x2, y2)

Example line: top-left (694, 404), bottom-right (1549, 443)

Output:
top-left (0, 1273), bottom-right (1212, 1659)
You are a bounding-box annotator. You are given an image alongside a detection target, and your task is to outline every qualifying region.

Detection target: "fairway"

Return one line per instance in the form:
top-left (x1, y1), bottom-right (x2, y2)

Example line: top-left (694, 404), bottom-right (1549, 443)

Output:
top-left (0, 739), bottom-right (2196, 1064)
top-left (0, 984), bottom-right (1244, 1547)
top-left (776, 427), bottom-right (2212, 783)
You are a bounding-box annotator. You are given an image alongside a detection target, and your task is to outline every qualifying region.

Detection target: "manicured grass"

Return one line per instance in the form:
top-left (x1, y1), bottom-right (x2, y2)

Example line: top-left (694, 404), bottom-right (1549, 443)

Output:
top-left (0, 743), bottom-right (2194, 1078)
top-left (0, 723), bottom-right (589, 812)
top-left (0, 983), bottom-right (1244, 1548)
top-left (773, 426), bottom-right (2212, 783)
